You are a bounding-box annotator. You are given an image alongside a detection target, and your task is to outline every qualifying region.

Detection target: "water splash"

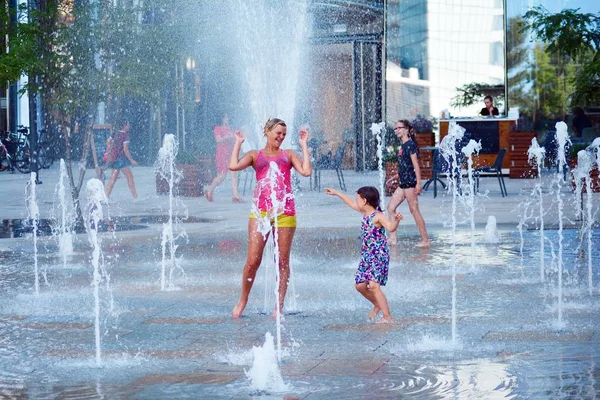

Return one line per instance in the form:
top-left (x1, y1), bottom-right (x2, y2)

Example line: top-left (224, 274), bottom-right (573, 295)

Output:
top-left (26, 172), bottom-right (40, 294)
top-left (252, 160), bottom-right (294, 361)
top-left (371, 122), bottom-right (387, 209)
top-left (553, 121), bottom-right (571, 326)
top-left (527, 138), bottom-right (546, 282)
top-left (232, 0), bottom-right (308, 148)
top-left (155, 134), bottom-right (187, 291)
top-left (85, 178), bottom-right (107, 366)
top-left (439, 121), bottom-right (465, 343)
top-left (461, 139), bottom-right (481, 269)
top-left (245, 332), bottom-right (289, 393)
top-left (572, 146), bottom-right (597, 296)
top-left (483, 216), bottom-right (499, 243)
top-left (54, 159), bottom-right (75, 267)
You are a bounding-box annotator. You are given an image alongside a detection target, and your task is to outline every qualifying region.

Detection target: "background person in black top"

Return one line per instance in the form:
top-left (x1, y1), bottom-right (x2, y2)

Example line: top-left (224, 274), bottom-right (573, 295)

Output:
top-left (385, 120), bottom-right (430, 247)
top-left (480, 95), bottom-right (499, 117)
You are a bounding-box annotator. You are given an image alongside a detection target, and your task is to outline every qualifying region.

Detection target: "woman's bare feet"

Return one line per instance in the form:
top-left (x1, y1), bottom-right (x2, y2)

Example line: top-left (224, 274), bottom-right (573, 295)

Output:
top-left (376, 316), bottom-right (394, 324)
top-left (368, 306), bottom-right (380, 319)
top-left (416, 240), bottom-right (430, 247)
top-left (232, 301), bottom-right (246, 318)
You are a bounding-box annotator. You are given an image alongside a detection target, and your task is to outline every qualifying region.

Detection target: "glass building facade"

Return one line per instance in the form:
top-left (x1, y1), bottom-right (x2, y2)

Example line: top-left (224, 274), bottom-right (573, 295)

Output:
top-left (385, 0), bottom-right (598, 137)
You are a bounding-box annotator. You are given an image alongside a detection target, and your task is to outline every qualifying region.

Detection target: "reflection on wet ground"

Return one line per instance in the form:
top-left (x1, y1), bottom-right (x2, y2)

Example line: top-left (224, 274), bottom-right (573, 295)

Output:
top-left (0, 226), bottom-right (599, 398)
top-left (0, 215), bottom-right (221, 238)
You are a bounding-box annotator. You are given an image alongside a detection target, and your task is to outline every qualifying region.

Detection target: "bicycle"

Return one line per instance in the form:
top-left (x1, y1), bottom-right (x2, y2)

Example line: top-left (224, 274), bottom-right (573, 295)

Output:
top-left (0, 128), bottom-right (30, 173)
top-left (37, 128), bottom-right (55, 169)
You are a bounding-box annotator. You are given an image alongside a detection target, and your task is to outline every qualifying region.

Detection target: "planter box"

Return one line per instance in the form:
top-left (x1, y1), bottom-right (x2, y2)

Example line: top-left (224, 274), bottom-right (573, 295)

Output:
top-left (156, 164), bottom-right (203, 197)
top-left (156, 155), bottom-right (216, 197)
top-left (509, 132), bottom-right (538, 179)
top-left (385, 161), bottom-right (399, 196)
top-left (570, 159), bottom-right (600, 193)
top-left (416, 133), bottom-right (434, 180)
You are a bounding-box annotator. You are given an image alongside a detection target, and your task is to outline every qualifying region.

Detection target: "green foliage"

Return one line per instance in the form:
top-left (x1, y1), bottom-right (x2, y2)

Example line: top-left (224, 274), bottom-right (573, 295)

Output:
top-left (524, 7), bottom-right (600, 107)
top-left (570, 142), bottom-right (588, 160)
top-left (0, 2), bottom-right (61, 92)
top-left (382, 144), bottom-right (400, 163)
top-left (451, 83), bottom-right (505, 109)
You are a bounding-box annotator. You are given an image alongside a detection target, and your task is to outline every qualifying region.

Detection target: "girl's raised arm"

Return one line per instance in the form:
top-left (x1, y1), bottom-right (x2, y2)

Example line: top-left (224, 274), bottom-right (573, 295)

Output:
top-left (324, 188), bottom-right (361, 212)
top-left (289, 129), bottom-right (312, 177)
top-left (229, 131), bottom-right (255, 171)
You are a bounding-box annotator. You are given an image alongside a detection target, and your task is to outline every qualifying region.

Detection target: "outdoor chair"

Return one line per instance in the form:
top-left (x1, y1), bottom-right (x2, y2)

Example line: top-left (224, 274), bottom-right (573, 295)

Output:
top-left (312, 144), bottom-right (346, 191)
top-left (474, 148), bottom-right (507, 197)
top-left (422, 148), bottom-right (447, 198)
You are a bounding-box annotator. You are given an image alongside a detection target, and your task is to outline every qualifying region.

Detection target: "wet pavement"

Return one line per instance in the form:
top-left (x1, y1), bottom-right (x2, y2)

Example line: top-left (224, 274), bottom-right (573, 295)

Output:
top-left (0, 165), bottom-right (599, 398)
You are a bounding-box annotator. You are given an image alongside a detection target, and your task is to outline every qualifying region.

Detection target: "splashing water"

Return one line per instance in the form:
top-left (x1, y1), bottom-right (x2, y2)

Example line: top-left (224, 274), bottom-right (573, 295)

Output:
top-left (483, 216), bottom-right (499, 243)
top-left (461, 139), bottom-right (481, 269)
top-left (26, 172), bottom-right (40, 294)
top-left (553, 121), bottom-right (571, 327)
top-left (572, 148), bottom-right (597, 296)
top-left (527, 138), bottom-right (546, 281)
top-left (85, 178), bottom-right (107, 366)
top-left (371, 122), bottom-right (387, 210)
top-left (155, 134), bottom-right (187, 291)
top-left (232, 0), bottom-right (307, 148)
top-left (245, 332), bottom-right (289, 393)
top-left (54, 159), bottom-right (75, 267)
top-left (439, 121), bottom-right (465, 343)
top-left (252, 160), bottom-right (295, 361)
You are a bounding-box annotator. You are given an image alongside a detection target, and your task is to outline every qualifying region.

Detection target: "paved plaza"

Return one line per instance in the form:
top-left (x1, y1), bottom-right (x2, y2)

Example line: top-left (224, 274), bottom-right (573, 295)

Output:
top-left (0, 164), bottom-right (599, 399)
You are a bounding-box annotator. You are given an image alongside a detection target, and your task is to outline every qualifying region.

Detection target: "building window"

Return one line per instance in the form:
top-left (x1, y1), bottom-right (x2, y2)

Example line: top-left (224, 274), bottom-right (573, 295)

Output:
top-left (490, 42), bottom-right (503, 66)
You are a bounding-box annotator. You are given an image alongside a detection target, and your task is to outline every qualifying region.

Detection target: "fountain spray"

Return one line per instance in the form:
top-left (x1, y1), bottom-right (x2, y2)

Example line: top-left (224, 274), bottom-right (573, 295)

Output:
top-left (26, 172), bottom-right (40, 294)
top-left (439, 121), bottom-right (465, 343)
top-left (527, 138), bottom-right (546, 281)
top-left (573, 141), bottom-right (599, 296)
top-left (461, 139), bottom-right (482, 270)
top-left (554, 121), bottom-right (571, 327)
top-left (55, 159), bottom-right (75, 268)
top-left (371, 122), bottom-right (387, 210)
top-left (155, 134), bottom-right (185, 291)
top-left (85, 178), bottom-right (107, 366)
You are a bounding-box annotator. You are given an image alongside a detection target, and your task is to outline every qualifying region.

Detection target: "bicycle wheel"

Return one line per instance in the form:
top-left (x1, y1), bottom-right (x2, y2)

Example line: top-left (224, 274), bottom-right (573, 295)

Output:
top-left (14, 141), bottom-right (30, 174)
top-left (37, 142), bottom-right (51, 169)
top-left (0, 145), bottom-right (9, 171)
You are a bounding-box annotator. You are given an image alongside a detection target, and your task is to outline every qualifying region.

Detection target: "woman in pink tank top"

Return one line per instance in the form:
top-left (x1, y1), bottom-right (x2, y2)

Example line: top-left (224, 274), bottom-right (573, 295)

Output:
top-left (229, 118), bottom-right (312, 318)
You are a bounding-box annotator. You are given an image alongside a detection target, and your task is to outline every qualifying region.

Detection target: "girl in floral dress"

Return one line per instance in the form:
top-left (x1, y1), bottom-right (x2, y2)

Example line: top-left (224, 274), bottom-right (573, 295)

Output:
top-left (325, 186), bottom-right (402, 323)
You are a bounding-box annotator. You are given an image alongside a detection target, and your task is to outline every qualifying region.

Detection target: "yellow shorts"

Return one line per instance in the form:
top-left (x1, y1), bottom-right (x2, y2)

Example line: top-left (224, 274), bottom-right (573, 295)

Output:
top-left (249, 211), bottom-right (297, 228)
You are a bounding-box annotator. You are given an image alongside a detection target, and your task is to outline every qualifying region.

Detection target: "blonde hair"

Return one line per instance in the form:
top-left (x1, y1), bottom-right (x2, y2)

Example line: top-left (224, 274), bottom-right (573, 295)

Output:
top-left (263, 118), bottom-right (287, 135)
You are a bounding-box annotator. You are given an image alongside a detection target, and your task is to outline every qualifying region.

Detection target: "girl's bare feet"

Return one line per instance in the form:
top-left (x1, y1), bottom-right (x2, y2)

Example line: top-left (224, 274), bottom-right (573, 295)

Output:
top-left (416, 240), bottom-right (430, 247)
top-left (376, 316), bottom-right (394, 324)
top-left (271, 308), bottom-right (285, 319)
top-left (368, 306), bottom-right (380, 319)
top-left (232, 301), bottom-right (246, 318)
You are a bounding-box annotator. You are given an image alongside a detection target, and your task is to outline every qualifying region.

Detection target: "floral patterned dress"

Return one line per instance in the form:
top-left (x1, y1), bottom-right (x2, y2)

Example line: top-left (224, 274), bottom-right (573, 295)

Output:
top-left (355, 211), bottom-right (390, 286)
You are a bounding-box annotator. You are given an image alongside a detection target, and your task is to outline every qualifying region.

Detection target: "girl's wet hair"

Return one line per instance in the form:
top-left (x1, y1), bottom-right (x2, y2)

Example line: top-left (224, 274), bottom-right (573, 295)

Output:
top-left (357, 186), bottom-right (382, 211)
top-left (397, 119), bottom-right (419, 156)
top-left (264, 118), bottom-right (287, 134)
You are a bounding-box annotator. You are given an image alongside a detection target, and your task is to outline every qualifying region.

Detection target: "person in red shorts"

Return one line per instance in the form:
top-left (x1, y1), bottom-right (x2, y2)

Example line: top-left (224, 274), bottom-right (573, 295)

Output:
top-left (105, 121), bottom-right (138, 199)
top-left (205, 113), bottom-right (243, 203)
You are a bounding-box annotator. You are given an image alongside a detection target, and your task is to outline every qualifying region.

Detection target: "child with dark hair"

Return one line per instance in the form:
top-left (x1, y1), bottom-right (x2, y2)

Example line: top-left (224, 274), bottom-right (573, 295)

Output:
top-left (325, 186), bottom-right (403, 323)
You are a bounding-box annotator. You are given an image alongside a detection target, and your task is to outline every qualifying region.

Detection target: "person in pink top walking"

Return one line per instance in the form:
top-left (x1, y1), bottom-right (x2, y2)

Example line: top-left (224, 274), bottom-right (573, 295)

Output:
top-left (205, 113), bottom-right (243, 202)
top-left (229, 118), bottom-right (312, 318)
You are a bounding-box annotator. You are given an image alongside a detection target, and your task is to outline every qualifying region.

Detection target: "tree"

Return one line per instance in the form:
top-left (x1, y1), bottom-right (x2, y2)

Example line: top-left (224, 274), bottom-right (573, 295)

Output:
top-left (524, 6), bottom-right (600, 106)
